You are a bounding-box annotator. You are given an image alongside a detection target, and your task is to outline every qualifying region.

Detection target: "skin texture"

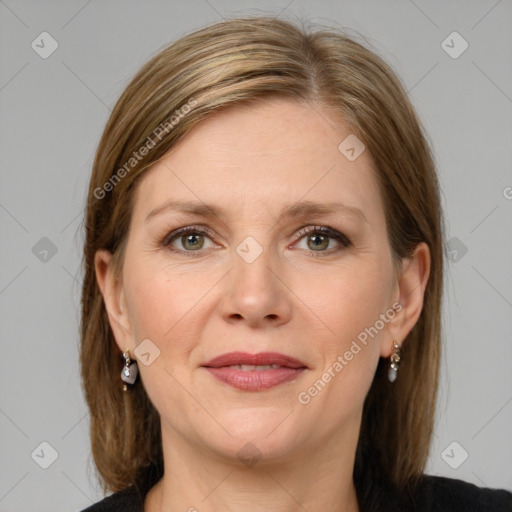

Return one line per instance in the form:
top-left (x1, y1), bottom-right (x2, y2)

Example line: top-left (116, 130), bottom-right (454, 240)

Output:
top-left (95, 97), bottom-right (430, 512)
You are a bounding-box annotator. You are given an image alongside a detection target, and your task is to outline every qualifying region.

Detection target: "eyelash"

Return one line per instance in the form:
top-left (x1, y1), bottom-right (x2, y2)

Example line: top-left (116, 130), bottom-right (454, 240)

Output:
top-left (161, 225), bottom-right (351, 258)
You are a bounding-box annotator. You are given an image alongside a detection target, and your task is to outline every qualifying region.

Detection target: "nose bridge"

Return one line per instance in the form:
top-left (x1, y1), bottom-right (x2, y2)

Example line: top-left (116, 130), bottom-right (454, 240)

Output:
top-left (219, 232), bottom-right (291, 325)
top-left (233, 233), bottom-right (278, 299)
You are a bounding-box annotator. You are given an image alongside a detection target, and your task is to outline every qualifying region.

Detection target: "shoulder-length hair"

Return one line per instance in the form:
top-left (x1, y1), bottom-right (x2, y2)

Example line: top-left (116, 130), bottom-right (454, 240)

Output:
top-left (80, 15), bottom-right (445, 501)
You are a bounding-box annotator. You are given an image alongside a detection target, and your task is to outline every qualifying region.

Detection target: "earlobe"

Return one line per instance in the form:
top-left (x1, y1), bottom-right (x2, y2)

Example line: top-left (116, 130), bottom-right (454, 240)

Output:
top-left (381, 242), bottom-right (431, 357)
top-left (94, 249), bottom-right (132, 351)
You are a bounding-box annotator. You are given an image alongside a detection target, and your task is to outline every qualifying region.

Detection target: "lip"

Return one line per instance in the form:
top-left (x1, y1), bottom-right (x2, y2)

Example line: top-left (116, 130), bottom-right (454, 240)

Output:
top-left (203, 351), bottom-right (307, 369)
top-left (202, 351), bottom-right (308, 391)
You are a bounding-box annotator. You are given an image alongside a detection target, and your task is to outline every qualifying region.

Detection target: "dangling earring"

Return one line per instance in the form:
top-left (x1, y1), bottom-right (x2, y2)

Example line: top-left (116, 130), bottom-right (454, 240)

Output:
top-left (121, 349), bottom-right (138, 391)
top-left (388, 341), bottom-right (401, 383)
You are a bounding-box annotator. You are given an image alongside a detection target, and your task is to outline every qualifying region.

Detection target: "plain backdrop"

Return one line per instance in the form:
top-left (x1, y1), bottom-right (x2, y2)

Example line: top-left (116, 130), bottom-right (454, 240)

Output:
top-left (1, 1), bottom-right (511, 511)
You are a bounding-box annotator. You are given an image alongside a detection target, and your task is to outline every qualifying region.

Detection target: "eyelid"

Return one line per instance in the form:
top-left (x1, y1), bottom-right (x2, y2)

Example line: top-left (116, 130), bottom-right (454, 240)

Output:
top-left (162, 225), bottom-right (217, 247)
top-left (162, 224), bottom-right (351, 255)
top-left (291, 225), bottom-right (347, 241)
top-left (291, 225), bottom-right (351, 248)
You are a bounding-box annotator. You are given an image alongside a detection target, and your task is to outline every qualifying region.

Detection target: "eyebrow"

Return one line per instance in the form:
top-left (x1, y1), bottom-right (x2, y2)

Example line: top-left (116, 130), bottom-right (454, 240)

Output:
top-left (145, 199), bottom-right (368, 224)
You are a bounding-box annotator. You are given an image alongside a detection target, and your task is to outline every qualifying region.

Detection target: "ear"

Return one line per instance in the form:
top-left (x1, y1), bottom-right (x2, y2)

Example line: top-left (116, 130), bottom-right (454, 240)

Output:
top-left (381, 241), bottom-right (431, 357)
top-left (94, 249), bottom-right (133, 354)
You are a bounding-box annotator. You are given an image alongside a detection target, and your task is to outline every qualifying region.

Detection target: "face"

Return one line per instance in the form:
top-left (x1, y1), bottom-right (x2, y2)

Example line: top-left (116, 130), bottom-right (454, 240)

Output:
top-left (97, 97), bottom-right (427, 466)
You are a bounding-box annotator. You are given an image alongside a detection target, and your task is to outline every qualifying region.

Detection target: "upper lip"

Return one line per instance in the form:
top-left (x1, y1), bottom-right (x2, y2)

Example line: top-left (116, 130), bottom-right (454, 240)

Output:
top-left (202, 352), bottom-right (307, 369)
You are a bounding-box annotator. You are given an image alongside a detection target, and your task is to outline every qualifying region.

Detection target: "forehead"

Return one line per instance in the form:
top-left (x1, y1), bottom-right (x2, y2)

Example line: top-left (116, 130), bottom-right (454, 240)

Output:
top-left (132, 98), bottom-right (384, 224)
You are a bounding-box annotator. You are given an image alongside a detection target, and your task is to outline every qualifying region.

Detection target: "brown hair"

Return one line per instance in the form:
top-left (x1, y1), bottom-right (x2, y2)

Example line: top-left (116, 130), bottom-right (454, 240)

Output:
top-left (80, 15), bottom-right (444, 503)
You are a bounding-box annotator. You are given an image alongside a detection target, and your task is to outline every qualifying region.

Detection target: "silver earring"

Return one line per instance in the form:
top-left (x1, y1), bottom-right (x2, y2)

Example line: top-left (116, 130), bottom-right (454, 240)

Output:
top-left (121, 349), bottom-right (138, 391)
top-left (388, 341), bottom-right (401, 383)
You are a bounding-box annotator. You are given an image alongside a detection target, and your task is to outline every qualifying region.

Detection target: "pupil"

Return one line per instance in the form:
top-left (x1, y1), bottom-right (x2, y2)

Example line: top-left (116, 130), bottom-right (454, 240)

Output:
top-left (185, 234), bottom-right (202, 249)
top-left (310, 234), bottom-right (327, 250)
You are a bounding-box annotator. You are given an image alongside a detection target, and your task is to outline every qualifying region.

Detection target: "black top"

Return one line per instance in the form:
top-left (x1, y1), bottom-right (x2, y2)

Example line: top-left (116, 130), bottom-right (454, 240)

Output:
top-left (80, 471), bottom-right (512, 512)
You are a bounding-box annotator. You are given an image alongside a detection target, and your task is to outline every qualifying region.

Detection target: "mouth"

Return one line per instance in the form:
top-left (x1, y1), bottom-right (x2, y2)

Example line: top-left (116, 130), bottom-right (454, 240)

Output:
top-left (201, 352), bottom-right (308, 391)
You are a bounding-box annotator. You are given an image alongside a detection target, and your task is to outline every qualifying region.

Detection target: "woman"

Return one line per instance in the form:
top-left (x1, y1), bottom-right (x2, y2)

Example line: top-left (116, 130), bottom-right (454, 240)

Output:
top-left (79, 16), bottom-right (512, 512)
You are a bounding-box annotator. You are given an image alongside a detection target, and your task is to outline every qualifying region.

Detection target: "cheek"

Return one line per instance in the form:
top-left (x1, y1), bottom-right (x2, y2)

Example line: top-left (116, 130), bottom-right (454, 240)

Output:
top-left (296, 260), bottom-right (391, 395)
top-left (123, 252), bottom-right (206, 337)
top-left (309, 261), bottom-right (391, 341)
top-left (294, 270), bottom-right (388, 423)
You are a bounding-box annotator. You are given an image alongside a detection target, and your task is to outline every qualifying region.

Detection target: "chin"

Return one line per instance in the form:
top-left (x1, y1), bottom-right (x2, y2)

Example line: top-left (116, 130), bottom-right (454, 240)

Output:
top-left (196, 408), bottom-right (307, 462)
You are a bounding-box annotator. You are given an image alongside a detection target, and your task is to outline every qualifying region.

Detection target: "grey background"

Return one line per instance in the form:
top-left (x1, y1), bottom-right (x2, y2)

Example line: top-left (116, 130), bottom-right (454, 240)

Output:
top-left (1, 1), bottom-right (511, 510)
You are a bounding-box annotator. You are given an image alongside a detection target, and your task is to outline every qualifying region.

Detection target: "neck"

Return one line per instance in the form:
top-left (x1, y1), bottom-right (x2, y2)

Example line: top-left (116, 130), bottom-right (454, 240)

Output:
top-left (145, 425), bottom-right (361, 512)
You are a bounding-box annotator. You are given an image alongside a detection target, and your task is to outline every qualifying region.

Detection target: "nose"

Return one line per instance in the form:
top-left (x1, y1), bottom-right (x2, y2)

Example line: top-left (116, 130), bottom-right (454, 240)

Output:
top-left (218, 242), bottom-right (293, 328)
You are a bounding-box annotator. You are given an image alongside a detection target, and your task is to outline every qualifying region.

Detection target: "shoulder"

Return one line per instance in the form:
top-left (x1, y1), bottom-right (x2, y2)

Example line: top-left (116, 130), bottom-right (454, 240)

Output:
top-left (79, 485), bottom-right (144, 512)
top-left (416, 475), bottom-right (512, 511)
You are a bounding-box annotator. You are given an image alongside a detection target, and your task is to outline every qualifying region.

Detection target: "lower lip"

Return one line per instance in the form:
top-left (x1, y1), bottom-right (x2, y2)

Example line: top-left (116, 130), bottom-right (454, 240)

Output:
top-left (203, 367), bottom-right (306, 391)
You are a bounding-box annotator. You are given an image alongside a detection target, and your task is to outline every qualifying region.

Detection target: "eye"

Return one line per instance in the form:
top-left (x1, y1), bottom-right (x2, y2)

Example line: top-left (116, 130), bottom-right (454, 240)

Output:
top-left (292, 225), bottom-right (351, 256)
top-left (162, 224), bottom-right (351, 258)
top-left (162, 226), bottom-right (216, 256)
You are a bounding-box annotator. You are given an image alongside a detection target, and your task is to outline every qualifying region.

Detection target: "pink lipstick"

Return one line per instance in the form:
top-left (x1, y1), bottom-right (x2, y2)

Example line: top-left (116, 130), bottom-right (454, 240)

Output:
top-left (202, 351), bottom-right (307, 391)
